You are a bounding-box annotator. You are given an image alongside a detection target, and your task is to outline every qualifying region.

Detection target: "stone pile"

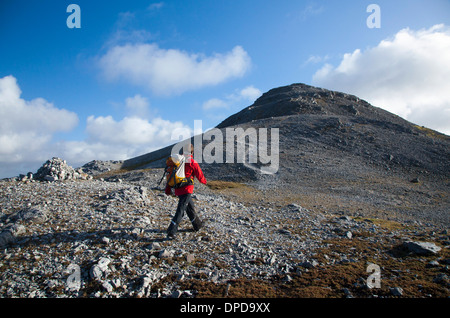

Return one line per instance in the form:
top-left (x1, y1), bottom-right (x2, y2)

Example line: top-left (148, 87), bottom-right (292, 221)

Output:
top-left (23, 157), bottom-right (92, 182)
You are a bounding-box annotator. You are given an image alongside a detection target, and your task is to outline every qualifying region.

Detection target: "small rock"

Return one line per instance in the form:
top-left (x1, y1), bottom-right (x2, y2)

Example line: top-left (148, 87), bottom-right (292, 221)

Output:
top-left (426, 260), bottom-right (440, 268)
top-left (141, 276), bottom-right (152, 289)
top-left (102, 281), bottom-right (114, 293)
top-left (433, 274), bottom-right (449, 286)
top-left (278, 228), bottom-right (291, 235)
top-left (90, 265), bottom-right (104, 280)
top-left (44, 175), bottom-right (58, 182)
top-left (390, 287), bottom-right (403, 296)
top-left (47, 279), bottom-right (61, 289)
top-left (282, 275), bottom-right (292, 282)
top-left (171, 290), bottom-right (183, 298)
top-left (401, 241), bottom-right (441, 255)
top-left (287, 203), bottom-right (303, 211)
top-left (299, 260), bottom-right (319, 269)
top-left (137, 216), bottom-right (151, 225)
top-left (131, 228), bottom-right (143, 236)
top-left (339, 216), bottom-right (352, 222)
top-left (149, 242), bottom-right (161, 250)
top-left (186, 253), bottom-right (195, 263)
top-left (97, 257), bottom-right (111, 271)
top-left (342, 288), bottom-right (353, 298)
top-left (266, 254), bottom-right (277, 265)
top-left (111, 279), bottom-right (121, 289)
top-left (158, 248), bottom-right (174, 258)
top-left (0, 224), bottom-right (26, 249)
top-left (90, 257), bottom-right (111, 280)
top-left (12, 207), bottom-right (48, 224)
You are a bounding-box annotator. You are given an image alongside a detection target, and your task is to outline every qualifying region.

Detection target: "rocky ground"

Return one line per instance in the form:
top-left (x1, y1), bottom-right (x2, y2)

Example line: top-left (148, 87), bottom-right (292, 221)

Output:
top-left (1, 85), bottom-right (449, 300)
top-left (0, 160), bottom-right (449, 299)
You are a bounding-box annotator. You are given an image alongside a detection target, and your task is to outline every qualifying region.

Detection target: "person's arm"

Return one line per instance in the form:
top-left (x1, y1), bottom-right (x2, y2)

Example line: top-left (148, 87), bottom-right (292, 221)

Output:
top-left (165, 184), bottom-right (172, 195)
top-left (193, 162), bottom-right (207, 185)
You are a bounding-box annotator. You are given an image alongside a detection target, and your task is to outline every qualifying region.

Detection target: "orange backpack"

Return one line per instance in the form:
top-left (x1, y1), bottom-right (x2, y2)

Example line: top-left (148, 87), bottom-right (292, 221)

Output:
top-left (165, 154), bottom-right (194, 188)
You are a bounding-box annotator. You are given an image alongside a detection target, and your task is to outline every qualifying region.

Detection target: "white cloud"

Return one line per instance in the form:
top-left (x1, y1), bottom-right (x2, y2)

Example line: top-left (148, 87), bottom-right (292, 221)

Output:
top-left (239, 86), bottom-right (262, 102)
top-left (147, 2), bottom-right (164, 11)
top-left (0, 75), bottom-right (78, 165)
top-left (0, 78), bottom-right (192, 178)
top-left (312, 24), bottom-right (450, 135)
top-left (99, 43), bottom-right (251, 95)
top-left (302, 54), bottom-right (330, 67)
top-left (125, 94), bottom-right (150, 118)
top-left (202, 98), bottom-right (229, 111)
top-left (202, 85), bottom-right (262, 111)
top-left (56, 111), bottom-right (192, 167)
top-left (299, 4), bottom-right (324, 21)
top-left (85, 115), bottom-right (188, 147)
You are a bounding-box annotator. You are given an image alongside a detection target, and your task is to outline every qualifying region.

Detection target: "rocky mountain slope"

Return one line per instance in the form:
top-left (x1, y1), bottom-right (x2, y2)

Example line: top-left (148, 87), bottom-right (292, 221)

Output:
top-left (122, 83), bottom-right (450, 226)
top-left (1, 164), bottom-right (449, 299)
top-left (0, 83), bottom-right (449, 299)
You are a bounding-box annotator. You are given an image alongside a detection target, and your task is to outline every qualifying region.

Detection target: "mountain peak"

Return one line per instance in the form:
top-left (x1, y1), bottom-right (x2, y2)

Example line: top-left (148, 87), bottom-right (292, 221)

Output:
top-left (122, 82), bottom-right (449, 180)
top-left (217, 83), bottom-right (371, 128)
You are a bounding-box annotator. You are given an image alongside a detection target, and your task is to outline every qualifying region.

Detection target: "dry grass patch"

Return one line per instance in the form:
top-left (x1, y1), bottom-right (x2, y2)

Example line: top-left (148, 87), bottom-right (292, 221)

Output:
top-left (353, 217), bottom-right (405, 230)
top-left (206, 180), bottom-right (249, 191)
top-left (205, 180), bottom-right (264, 205)
top-left (414, 125), bottom-right (450, 141)
top-left (175, 232), bottom-right (450, 298)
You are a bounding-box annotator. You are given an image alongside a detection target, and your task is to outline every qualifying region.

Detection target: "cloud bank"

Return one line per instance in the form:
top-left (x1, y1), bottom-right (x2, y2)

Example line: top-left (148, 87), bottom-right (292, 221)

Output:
top-left (202, 85), bottom-right (262, 111)
top-left (99, 44), bottom-right (252, 95)
top-left (0, 76), bottom-right (192, 178)
top-left (60, 115), bottom-right (191, 164)
top-left (312, 24), bottom-right (450, 135)
top-left (0, 75), bottom-right (78, 163)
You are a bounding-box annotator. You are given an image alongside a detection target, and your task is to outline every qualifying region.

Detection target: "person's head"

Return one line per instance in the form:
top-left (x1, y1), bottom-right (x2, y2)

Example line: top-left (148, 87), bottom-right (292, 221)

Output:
top-left (182, 143), bottom-right (194, 156)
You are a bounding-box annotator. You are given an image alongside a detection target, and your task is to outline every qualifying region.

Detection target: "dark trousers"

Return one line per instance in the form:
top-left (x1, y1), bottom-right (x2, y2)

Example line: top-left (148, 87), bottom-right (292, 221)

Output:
top-left (167, 193), bottom-right (202, 236)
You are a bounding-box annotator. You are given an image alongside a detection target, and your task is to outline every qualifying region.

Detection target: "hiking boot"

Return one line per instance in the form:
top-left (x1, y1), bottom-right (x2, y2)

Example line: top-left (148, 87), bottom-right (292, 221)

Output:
top-left (167, 221), bottom-right (178, 238)
top-left (166, 233), bottom-right (176, 240)
top-left (192, 217), bottom-right (203, 232)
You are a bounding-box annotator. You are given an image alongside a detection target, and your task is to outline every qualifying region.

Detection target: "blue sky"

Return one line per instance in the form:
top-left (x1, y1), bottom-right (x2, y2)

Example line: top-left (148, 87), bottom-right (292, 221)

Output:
top-left (1, 0), bottom-right (449, 178)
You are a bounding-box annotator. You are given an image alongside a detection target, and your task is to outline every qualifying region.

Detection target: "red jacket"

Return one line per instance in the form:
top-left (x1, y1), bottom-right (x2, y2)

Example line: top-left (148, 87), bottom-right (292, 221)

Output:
top-left (166, 155), bottom-right (207, 196)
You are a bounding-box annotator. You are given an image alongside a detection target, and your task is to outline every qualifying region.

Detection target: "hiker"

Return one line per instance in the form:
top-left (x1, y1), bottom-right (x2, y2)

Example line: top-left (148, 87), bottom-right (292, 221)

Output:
top-left (165, 144), bottom-right (207, 239)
